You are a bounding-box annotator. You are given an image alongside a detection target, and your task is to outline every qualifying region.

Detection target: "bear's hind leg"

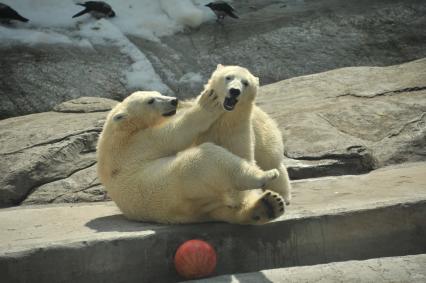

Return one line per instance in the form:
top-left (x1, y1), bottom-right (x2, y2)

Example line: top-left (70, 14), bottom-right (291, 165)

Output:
top-left (176, 143), bottom-right (280, 194)
top-left (208, 190), bottom-right (285, 225)
top-left (265, 163), bottom-right (292, 205)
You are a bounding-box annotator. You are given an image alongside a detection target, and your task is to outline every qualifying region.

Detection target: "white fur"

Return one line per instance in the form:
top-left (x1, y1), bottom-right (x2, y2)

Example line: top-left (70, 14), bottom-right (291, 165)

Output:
top-left (190, 64), bottom-right (292, 204)
top-left (97, 90), bottom-right (285, 224)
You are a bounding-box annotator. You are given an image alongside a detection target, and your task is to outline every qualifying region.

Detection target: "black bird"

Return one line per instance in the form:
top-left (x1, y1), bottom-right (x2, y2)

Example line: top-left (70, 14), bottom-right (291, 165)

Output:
top-left (206, 1), bottom-right (238, 22)
top-left (0, 3), bottom-right (29, 23)
top-left (72, 1), bottom-right (116, 19)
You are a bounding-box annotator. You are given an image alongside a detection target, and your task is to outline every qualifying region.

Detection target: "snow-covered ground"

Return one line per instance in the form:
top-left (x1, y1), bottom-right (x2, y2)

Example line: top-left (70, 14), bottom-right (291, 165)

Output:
top-left (0, 0), bottom-right (216, 93)
top-left (2, 0), bottom-right (214, 40)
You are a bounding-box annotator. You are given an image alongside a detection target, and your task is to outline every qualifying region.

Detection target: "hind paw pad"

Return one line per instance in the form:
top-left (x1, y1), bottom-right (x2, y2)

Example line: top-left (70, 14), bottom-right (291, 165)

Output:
top-left (251, 190), bottom-right (285, 223)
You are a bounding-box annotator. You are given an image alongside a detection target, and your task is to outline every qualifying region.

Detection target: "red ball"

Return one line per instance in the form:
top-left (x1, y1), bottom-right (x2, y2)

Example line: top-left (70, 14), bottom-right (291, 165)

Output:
top-left (174, 239), bottom-right (217, 279)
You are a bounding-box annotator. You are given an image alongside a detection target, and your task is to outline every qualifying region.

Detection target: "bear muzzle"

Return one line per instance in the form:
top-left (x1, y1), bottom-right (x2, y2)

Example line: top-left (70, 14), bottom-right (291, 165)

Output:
top-left (229, 88), bottom-right (241, 96)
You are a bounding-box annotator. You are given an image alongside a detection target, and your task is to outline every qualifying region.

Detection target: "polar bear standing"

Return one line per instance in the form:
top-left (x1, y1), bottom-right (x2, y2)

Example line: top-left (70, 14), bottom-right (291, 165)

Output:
top-left (97, 90), bottom-right (285, 224)
top-left (189, 64), bottom-right (292, 204)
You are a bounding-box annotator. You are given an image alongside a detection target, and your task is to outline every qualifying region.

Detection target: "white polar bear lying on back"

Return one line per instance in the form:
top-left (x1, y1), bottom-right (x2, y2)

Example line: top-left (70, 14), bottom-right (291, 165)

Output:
top-left (97, 90), bottom-right (285, 224)
top-left (184, 64), bottom-right (292, 204)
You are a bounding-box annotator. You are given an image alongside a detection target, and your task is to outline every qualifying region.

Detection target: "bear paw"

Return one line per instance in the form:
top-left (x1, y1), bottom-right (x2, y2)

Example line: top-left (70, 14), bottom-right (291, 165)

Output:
top-left (250, 190), bottom-right (285, 224)
top-left (198, 89), bottom-right (222, 114)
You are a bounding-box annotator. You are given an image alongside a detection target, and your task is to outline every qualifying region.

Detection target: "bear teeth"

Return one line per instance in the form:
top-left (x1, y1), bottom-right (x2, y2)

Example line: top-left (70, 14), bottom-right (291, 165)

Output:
top-left (223, 97), bottom-right (238, 111)
top-left (162, 110), bottom-right (177, 117)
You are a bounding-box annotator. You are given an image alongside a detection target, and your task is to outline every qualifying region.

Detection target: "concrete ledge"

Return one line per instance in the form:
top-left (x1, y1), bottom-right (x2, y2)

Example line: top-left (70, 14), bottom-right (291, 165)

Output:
top-left (1, 163), bottom-right (426, 282)
top-left (190, 254), bottom-right (426, 283)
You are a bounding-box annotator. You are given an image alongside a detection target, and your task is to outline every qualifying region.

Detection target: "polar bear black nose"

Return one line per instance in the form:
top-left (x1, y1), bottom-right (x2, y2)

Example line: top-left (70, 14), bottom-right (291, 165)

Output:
top-left (229, 88), bottom-right (241, 96)
top-left (171, 98), bottom-right (178, 106)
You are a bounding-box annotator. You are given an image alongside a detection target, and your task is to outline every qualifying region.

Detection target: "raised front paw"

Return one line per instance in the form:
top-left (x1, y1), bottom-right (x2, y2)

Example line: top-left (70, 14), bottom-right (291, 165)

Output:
top-left (198, 89), bottom-right (223, 113)
top-left (250, 190), bottom-right (285, 224)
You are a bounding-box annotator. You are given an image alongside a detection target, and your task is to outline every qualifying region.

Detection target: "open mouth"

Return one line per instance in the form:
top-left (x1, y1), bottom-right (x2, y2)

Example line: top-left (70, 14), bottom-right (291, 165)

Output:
top-left (162, 110), bottom-right (177, 117)
top-left (223, 96), bottom-right (239, 111)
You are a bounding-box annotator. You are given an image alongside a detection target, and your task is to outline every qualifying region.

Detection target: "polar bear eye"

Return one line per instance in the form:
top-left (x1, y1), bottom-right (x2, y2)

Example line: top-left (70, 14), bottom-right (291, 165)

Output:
top-left (147, 98), bottom-right (155, 105)
top-left (242, 80), bottom-right (249, 87)
top-left (225, 76), bottom-right (233, 81)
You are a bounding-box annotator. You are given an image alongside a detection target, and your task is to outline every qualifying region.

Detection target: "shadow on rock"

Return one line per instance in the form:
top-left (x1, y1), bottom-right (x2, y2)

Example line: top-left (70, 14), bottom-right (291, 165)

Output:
top-left (85, 214), bottom-right (164, 232)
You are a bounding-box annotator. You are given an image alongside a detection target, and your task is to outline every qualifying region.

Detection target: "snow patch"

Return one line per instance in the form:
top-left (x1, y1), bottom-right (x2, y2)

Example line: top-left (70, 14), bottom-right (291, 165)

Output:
top-left (78, 20), bottom-right (170, 93)
top-left (179, 72), bottom-right (204, 87)
top-left (1, 0), bottom-right (77, 28)
top-left (160, 0), bottom-right (203, 28)
top-left (0, 0), bottom-right (214, 95)
top-left (0, 26), bottom-right (91, 47)
top-left (2, 0), bottom-right (211, 41)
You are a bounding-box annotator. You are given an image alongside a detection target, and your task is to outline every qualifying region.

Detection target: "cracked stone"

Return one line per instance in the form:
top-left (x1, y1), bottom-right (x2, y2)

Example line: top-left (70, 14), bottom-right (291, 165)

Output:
top-left (22, 164), bottom-right (109, 205)
top-left (0, 108), bottom-right (109, 207)
top-left (259, 58), bottom-right (426, 178)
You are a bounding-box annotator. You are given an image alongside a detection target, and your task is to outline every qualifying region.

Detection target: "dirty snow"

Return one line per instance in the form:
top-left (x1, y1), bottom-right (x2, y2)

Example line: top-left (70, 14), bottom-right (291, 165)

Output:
top-left (1, 0), bottom-right (213, 40)
top-left (179, 72), bottom-right (204, 87)
top-left (0, 0), bottom-right (214, 92)
top-left (0, 26), bottom-right (91, 47)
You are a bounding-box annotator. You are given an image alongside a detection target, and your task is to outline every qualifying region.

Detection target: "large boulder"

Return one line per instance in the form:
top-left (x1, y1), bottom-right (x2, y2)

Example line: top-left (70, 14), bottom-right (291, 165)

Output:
top-left (257, 58), bottom-right (426, 178)
top-left (0, 97), bottom-right (117, 207)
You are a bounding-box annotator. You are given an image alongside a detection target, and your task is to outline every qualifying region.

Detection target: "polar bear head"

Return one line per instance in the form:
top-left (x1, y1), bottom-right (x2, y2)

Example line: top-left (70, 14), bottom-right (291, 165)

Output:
top-left (206, 64), bottom-right (260, 111)
top-left (109, 91), bottom-right (178, 130)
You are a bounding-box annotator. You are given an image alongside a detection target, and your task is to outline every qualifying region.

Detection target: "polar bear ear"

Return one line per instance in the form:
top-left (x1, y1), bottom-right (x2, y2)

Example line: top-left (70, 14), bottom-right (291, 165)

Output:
top-left (216, 64), bottom-right (224, 70)
top-left (112, 112), bottom-right (128, 122)
top-left (255, 76), bottom-right (260, 86)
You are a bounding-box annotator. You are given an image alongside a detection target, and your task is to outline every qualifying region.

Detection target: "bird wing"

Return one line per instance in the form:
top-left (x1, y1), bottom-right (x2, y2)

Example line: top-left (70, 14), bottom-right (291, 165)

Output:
top-left (227, 11), bottom-right (239, 19)
top-left (0, 5), bottom-right (29, 22)
top-left (72, 8), bottom-right (89, 18)
top-left (82, 1), bottom-right (112, 13)
top-left (215, 1), bottom-right (235, 12)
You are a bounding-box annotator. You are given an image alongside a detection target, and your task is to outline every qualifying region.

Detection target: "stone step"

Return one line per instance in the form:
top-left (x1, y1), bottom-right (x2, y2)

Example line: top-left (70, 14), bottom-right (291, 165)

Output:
top-left (188, 254), bottom-right (426, 283)
top-left (1, 162), bottom-right (425, 283)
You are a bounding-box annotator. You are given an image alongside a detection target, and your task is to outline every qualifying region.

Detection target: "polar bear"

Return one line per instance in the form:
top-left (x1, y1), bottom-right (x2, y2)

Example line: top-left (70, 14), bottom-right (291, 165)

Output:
top-left (184, 64), bottom-right (292, 204)
top-left (96, 90), bottom-right (286, 224)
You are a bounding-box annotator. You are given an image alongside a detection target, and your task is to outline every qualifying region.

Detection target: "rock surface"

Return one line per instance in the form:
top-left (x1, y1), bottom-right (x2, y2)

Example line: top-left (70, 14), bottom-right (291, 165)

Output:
top-left (190, 255), bottom-right (426, 283)
top-left (264, 58), bottom-right (426, 178)
top-left (1, 162), bottom-right (425, 282)
top-left (5, 162), bottom-right (423, 250)
top-left (136, 0), bottom-right (426, 97)
top-left (21, 165), bottom-right (108, 205)
top-left (0, 98), bottom-right (116, 207)
top-left (53, 97), bottom-right (119, 113)
top-left (0, 45), bottom-right (128, 119)
top-left (288, 162), bottom-right (426, 216)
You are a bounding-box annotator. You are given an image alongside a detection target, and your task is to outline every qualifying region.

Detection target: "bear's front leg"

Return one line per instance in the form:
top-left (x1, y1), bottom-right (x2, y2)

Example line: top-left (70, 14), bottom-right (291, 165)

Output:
top-left (155, 90), bottom-right (224, 155)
